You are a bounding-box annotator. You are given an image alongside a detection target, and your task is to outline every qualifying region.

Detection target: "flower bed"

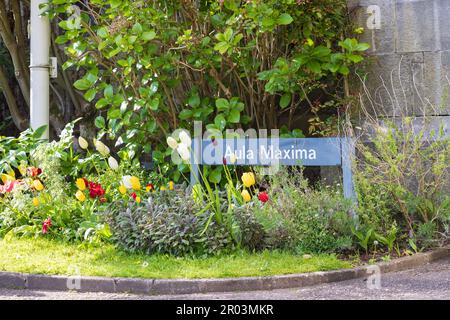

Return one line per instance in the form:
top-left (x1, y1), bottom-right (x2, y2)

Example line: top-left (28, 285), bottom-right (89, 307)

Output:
top-left (0, 119), bottom-right (449, 265)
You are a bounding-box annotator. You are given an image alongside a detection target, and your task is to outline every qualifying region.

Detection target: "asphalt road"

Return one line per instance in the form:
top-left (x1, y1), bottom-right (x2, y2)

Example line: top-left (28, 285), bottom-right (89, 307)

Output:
top-left (0, 256), bottom-right (449, 300)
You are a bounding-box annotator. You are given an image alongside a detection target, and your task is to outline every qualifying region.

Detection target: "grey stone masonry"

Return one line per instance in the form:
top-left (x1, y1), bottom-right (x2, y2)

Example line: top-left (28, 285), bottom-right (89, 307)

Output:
top-left (349, 0), bottom-right (450, 132)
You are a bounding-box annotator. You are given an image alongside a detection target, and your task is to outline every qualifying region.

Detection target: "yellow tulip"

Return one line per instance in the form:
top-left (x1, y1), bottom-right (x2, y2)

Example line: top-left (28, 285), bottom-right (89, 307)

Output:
top-left (6, 168), bottom-right (15, 178)
top-left (135, 196), bottom-right (141, 204)
top-left (32, 197), bottom-right (40, 206)
top-left (1, 174), bottom-right (15, 184)
top-left (241, 172), bottom-right (256, 188)
top-left (75, 178), bottom-right (87, 191)
top-left (118, 185), bottom-right (127, 195)
top-left (130, 176), bottom-right (141, 190)
top-left (169, 181), bottom-right (174, 191)
top-left (75, 190), bottom-right (86, 202)
top-left (33, 180), bottom-right (44, 191)
top-left (241, 189), bottom-right (251, 202)
top-left (160, 186), bottom-right (166, 191)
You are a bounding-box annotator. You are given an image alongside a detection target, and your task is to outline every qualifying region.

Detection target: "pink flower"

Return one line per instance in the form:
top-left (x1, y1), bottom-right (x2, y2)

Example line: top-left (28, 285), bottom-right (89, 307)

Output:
top-left (42, 217), bottom-right (52, 234)
top-left (0, 180), bottom-right (20, 193)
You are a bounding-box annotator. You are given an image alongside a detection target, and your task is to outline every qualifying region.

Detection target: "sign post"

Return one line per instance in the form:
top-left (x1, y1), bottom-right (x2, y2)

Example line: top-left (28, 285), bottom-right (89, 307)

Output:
top-left (190, 137), bottom-right (357, 212)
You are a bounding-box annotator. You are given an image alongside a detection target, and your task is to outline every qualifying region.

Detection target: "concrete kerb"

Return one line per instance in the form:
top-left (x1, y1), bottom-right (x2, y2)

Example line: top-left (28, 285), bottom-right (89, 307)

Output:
top-left (0, 245), bottom-right (448, 295)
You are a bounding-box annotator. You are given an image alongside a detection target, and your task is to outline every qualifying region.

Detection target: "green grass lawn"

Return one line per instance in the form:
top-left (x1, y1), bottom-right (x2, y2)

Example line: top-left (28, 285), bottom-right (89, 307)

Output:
top-left (0, 238), bottom-right (351, 279)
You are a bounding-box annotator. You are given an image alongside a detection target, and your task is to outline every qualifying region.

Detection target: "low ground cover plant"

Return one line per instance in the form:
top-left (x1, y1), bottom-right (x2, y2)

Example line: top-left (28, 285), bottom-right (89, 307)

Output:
top-left (0, 1), bottom-right (448, 278)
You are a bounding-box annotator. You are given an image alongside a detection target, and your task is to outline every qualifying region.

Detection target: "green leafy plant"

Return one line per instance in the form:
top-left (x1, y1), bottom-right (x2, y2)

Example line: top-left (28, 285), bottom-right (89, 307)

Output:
top-left (374, 225), bottom-right (398, 253)
top-left (103, 189), bottom-right (233, 256)
top-left (253, 168), bottom-right (355, 253)
top-left (46, 0), bottom-right (368, 182)
top-left (351, 226), bottom-right (374, 255)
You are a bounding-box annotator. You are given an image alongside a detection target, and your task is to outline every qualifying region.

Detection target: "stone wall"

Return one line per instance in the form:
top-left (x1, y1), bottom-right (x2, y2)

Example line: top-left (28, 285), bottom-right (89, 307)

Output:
top-left (348, 0), bottom-right (449, 136)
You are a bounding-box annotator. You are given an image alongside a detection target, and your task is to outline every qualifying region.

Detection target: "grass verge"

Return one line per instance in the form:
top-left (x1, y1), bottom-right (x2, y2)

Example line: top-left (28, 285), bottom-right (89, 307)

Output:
top-left (0, 238), bottom-right (351, 279)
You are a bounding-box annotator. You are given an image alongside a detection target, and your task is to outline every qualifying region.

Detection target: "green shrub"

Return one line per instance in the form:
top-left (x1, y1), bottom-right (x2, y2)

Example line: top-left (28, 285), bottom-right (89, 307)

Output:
top-left (232, 204), bottom-right (266, 251)
top-left (47, 0), bottom-right (368, 182)
top-left (355, 117), bottom-right (450, 250)
top-left (254, 168), bottom-right (354, 253)
top-left (104, 189), bottom-right (234, 256)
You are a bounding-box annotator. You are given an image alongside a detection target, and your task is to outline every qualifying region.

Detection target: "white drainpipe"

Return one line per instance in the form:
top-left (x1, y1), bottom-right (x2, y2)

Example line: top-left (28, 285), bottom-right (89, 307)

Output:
top-left (30, 0), bottom-right (50, 139)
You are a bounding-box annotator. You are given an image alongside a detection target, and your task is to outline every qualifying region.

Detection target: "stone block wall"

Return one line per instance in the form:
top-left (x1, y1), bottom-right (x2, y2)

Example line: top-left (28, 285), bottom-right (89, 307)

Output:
top-left (348, 0), bottom-right (449, 136)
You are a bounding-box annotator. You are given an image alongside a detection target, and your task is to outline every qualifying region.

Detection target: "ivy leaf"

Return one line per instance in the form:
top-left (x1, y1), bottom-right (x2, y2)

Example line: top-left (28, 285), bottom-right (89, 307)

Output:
top-left (227, 109), bottom-right (240, 123)
top-left (347, 54), bottom-right (364, 63)
top-left (110, 0), bottom-right (122, 9)
top-left (216, 98), bottom-right (229, 111)
top-left (208, 167), bottom-right (222, 184)
top-left (107, 108), bottom-right (121, 119)
top-left (97, 27), bottom-right (109, 38)
top-left (55, 35), bottom-right (68, 44)
top-left (142, 31), bottom-right (156, 41)
top-left (223, 28), bottom-right (233, 42)
top-left (95, 116), bottom-right (105, 129)
top-left (84, 88), bottom-right (97, 102)
top-left (214, 42), bottom-right (230, 54)
top-left (280, 93), bottom-right (292, 109)
top-left (104, 85), bottom-right (113, 99)
top-left (307, 61), bottom-right (322, 74)
top-left (132, 23), bottom-right (143, 34)
top-left (95, 98), bottom-right (109, 109)
top-left (149, 97), bottom-right (160, 111)
top-left (73, 79), bottom-right (91, 91)
top-left (33, 125), bottom-right (48, 139)
top-left (214, 114), bottom-right (226, 131)
top-left (188, 95), bottom-right (201, 108)
top-left (338, 65), bottom-right (350, 75)
top-left (179, 109), bottom-right (193, 120)
top-left (278, 13), bottom-right (293, 25)
top-left (355, 42), bottom-right (370, 51)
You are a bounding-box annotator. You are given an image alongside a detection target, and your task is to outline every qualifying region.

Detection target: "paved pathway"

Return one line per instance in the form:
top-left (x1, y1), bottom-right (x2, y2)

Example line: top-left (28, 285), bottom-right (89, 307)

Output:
top-left (1, 257), bottom-right (449, 300)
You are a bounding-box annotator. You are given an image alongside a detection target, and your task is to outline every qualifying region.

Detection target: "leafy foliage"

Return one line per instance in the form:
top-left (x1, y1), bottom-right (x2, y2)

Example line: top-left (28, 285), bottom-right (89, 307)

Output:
top-left (47, 0), bottom-right (368, 181)
top-left (253, 168), bottom-right (354, 253)
top-left (355, 118), bottom-right (450, 251)
top-left (103, 189), bottom-right (233, 256)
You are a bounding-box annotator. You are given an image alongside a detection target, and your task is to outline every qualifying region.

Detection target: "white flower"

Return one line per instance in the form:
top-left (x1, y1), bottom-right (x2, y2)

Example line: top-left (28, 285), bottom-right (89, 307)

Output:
top-left (179, 130), bottom-right (192, 147)
top-left (95, 140), bottom-right (110, 157)
top-left (167, 136), bottom-right (178, 149)
top-left (122, 175), bottom-right (133, 189)
top-left (78, 136), bottom-right (89, 150)
top-left (108, 157), bottom-right (119, 170)
top-left (177, 143), bottom-right (190, 161)
top-left (230, 153), bottom-right (237, 164)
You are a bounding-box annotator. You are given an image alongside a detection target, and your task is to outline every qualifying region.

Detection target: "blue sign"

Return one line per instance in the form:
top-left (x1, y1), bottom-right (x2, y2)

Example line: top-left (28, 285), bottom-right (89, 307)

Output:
top-left (190, 137), bottom-right (356, 203)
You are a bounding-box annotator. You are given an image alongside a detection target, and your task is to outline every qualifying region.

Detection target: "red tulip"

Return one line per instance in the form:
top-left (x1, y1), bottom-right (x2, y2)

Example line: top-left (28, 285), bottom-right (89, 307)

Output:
top-left (27, 167), bottom-right (42, 177)
top-left (258, 191), bottom-right (269, 203)
top-left (88, 181), bottom-right (105, 198)
top-left (42, 217), bottom-right (52, 234)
